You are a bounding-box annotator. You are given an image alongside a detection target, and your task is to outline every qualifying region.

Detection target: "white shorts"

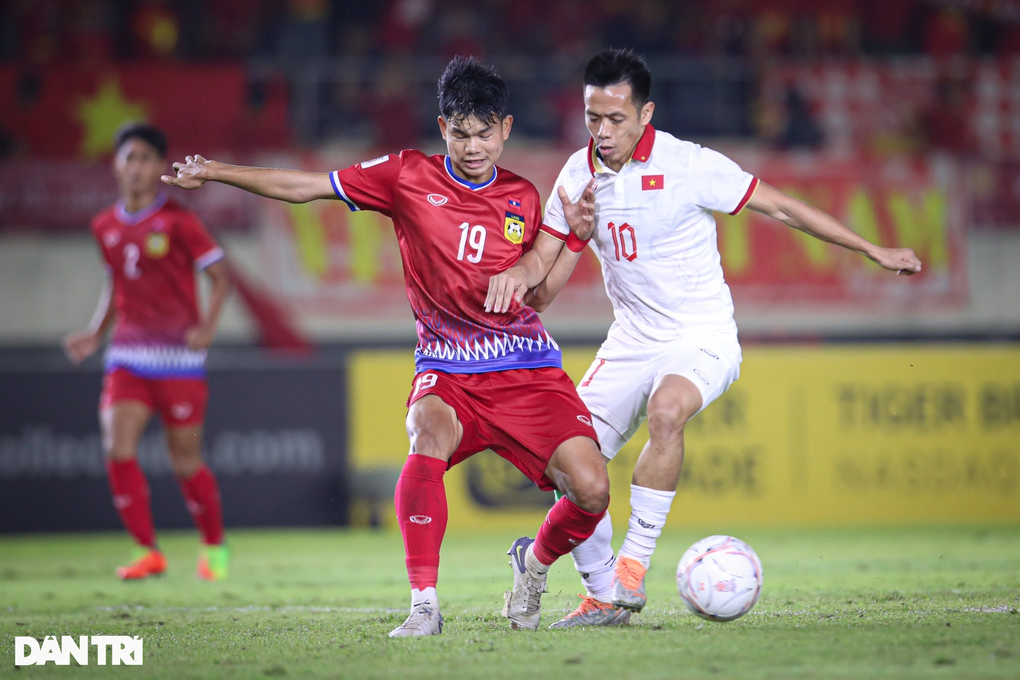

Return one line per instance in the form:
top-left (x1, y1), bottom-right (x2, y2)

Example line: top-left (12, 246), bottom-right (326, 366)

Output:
top-left (578, 329), bottom-right (742, 459)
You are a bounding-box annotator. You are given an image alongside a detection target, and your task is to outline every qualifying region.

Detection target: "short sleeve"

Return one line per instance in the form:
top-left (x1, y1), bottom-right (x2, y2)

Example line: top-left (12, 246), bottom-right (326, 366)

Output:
top-left (178, 213), bottom-right (224, 270)
top-left (330, 151), bottom-right (404, 216)
top-left (689, 146), bottom-right (758, 215)
top-left (539, 163), bottom-right (574, 242)
top-left (521, 185), bottom-right (547, 250)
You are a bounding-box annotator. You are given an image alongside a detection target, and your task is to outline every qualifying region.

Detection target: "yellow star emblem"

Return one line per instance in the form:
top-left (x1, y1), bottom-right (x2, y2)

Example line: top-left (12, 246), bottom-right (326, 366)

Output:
top-left (76, 78), bottom-right (149, 158)
top-left (648, 179), bottom-right (656, 186)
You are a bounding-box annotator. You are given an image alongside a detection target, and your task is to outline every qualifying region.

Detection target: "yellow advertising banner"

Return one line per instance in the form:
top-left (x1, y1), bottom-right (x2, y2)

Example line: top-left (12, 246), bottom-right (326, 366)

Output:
top-left (349, 345), bottom-right (1020, 530)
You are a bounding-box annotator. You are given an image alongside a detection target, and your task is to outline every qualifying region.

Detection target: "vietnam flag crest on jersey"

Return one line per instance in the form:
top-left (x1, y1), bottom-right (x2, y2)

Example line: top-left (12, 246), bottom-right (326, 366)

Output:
top-left (642, 175), bottom-right (664, 191)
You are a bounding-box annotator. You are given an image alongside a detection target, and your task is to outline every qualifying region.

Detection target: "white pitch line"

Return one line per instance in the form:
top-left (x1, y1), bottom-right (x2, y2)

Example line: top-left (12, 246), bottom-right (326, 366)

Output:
top-left (97, 605), bottom-right (404, 614)
top-left (91, 604), bottom-right (1016, 617)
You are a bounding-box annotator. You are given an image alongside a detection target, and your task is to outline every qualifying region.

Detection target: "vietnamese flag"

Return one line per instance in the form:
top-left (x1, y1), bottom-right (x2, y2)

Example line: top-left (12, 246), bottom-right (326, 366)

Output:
top-left (642, 175), bottom-right (664, 190)
top-left (0, 64), bottom-right (290, 158)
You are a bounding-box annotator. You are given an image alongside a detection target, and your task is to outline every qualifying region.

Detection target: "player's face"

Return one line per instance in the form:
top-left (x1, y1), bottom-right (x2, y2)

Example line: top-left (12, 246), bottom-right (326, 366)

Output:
top-left (584, 83), bottom-right (654, 171)
top-left (113, 138), bottom-right (166, 198)
top-left (438, 114), bottom-right (513, 184)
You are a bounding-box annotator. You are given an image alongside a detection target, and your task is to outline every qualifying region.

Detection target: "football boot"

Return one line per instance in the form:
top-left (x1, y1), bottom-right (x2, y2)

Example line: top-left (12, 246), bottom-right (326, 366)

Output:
top-left (611, 555), bottom-right (648, 612)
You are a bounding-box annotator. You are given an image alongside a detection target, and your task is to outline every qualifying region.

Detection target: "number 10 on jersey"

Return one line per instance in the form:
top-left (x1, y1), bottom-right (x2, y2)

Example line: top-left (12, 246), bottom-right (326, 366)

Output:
top-left (608, 222), bottom-right (638, 261)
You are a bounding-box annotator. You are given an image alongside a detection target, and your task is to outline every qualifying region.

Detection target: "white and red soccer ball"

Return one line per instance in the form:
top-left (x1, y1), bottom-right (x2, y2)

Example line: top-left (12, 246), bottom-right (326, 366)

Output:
top-left (676, 535), bottom-right (763, 622)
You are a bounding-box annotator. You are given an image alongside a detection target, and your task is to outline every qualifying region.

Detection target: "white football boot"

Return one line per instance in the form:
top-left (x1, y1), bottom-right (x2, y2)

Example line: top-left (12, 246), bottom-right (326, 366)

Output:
top-left (388, 600), bottom-right (443, 637)
top-left (501, 536), bottom-right (548, 631)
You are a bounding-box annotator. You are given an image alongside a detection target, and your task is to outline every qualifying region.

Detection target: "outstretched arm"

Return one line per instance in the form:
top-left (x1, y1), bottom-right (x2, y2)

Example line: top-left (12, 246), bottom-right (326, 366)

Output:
top-left (63, 276), bottom-right (115, 364)
top-left (747, 182), bottom-right (922, 275)
top-left (161, 155), bottom-right (335, 204)
top-left (524, 179), bottom-right (598, 312)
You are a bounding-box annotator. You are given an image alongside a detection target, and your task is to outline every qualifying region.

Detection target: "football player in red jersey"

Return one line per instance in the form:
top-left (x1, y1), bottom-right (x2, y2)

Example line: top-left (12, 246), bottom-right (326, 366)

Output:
top-left (64, 124), bottom-right (232, 581)
top-left (162, 57), bottom-right (609, 636)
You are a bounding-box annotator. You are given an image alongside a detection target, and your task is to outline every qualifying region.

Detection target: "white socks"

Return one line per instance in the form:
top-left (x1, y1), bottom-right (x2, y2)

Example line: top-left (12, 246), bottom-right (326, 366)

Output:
top-left (525, 544), bottom-right (550, 575)
top-left (619, 484), bottom-right (676, 568)
top-left (411, 587), bottom-right (438, 610)
top-left (568, 485), bottom-right (676, 597)
top-left (569, 511), bottom-right (615, 602)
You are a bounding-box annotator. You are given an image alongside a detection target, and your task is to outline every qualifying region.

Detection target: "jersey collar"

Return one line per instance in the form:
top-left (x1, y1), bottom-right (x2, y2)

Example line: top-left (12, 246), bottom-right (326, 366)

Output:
top-left (115, 192), bottom-right (168, 226)
top-left (587, 124), bottom-right (657, 176)
top-left (444, 156), bottom-right (498, 191)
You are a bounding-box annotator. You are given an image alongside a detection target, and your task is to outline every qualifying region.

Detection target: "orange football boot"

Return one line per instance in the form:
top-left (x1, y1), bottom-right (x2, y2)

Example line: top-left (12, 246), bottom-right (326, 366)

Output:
top-left (116, 548), bottom-right (167, 580)
top-left (549, 595), bottom-right (632, 628)
top-left (612, 556), bottom-right (648, 611)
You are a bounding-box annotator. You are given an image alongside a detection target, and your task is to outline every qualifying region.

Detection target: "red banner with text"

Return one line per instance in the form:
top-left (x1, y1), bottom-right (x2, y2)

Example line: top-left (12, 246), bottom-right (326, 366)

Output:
top-left (253, 148), bottom-right (965, 324)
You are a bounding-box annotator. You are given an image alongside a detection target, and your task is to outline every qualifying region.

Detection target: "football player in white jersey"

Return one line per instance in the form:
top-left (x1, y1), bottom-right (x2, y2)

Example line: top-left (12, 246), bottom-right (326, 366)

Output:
top-left (527, 49), bottom-right (922, 628)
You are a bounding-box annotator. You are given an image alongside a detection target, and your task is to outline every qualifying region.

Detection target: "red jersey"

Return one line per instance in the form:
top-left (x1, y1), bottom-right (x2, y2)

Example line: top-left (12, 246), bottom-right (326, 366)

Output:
top-left (331, 151), bottom-right (570, 374)
top-left (90, 193), bottom-right (224, 378)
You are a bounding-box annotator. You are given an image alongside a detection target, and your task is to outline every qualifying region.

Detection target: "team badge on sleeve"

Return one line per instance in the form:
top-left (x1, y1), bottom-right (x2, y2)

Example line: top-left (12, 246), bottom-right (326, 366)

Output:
top-left (145, 232), bottom-right (169, 257)
top-left (504, 212), bottom-right (525, 244)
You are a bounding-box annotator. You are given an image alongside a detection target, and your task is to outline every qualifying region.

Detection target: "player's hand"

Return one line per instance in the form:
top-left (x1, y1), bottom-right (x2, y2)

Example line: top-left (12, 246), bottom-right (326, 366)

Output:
top-left (871, 247), bottom-right (923, 276)
top-left (485, 265), bottom-right (528, 314)
top-left (63, 330), bottom-right (101, 365)
top-left (162, 155), bottom-right (212, 190)
top-left (185, 325), bottom-right (216, 351)
top-left (558, 179), bottom-right (598, 241)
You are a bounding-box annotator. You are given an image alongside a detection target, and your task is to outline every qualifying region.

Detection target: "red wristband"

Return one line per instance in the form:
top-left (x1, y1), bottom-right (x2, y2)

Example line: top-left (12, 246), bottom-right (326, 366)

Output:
top-left (566, 232), bottom-right (590, 253)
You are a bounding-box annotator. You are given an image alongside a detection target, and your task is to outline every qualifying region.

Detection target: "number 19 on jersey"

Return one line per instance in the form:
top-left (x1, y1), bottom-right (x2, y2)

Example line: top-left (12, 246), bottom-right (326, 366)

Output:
top-left (457, 222), bottom-right (486, 263)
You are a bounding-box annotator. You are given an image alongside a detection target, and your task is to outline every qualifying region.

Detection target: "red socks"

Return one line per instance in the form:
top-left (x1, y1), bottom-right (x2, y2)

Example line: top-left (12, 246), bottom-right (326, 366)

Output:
top-left (179, 465), bottom-right (225, 546)
top-left (533, 496), bottom-right (606, 566)
top-left (106, 458), bottom-right (156, 548)
top-left (394, 454), bottom-right (449, 590)
top-left (107, 459), bottom-right (225, 547)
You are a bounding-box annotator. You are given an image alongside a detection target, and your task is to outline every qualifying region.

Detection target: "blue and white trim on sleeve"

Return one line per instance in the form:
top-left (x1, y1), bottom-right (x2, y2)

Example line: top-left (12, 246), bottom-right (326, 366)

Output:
top-left (194, 246), bottom-right (225, 271)
top-left (330, 171), bottom-right (360, 212)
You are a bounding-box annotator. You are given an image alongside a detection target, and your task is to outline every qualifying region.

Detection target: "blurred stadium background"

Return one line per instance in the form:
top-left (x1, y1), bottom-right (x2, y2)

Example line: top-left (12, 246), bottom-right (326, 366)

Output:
top-left (1, 0), bottom-right (1019, 540)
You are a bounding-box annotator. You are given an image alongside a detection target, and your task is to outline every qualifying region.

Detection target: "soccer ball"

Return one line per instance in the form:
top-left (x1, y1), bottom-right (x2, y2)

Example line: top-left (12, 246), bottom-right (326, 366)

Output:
top-left (676, 535), bottom-right (763, 622)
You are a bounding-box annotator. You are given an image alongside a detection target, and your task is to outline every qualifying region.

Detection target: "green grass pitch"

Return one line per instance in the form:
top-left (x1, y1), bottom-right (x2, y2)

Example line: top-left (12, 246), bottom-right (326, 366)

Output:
top-left (1, 527), bottom-right (1018, 678)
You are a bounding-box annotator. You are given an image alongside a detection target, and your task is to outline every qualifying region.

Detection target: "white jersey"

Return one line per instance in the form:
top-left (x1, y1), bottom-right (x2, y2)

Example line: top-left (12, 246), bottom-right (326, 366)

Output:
top-left (545, 126), bottom-right (758, 344)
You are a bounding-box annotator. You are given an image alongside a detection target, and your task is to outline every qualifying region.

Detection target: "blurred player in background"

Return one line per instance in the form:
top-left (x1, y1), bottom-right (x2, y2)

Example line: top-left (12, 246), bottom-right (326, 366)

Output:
top-left (63, 124), bottom-right (232, 581)
top-left (162, 57), bottom-right (610, 636)
top-left (529, 49), bottom-right (923, 627)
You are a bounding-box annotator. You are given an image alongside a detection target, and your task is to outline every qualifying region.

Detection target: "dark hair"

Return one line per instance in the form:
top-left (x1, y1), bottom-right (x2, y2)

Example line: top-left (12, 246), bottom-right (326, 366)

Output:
top-left (583, 48), bottom-right (652, 108)
top-left (114, 122), bottom-right (167, 157)
top-left (437, 56), bottom-right (509, 126)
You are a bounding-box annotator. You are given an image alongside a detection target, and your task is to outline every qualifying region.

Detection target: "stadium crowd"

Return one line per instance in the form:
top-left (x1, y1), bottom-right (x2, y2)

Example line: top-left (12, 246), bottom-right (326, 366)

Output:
top-left (4, 0), bottom-right (1020, 65)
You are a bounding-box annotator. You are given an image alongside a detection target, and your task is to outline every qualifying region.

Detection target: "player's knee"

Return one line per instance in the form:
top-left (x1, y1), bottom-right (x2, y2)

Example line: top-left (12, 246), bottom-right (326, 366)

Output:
top-left (570, 467), bottom-right (610, 514)
top-left (407, 433), bottom-right (452, 460)
top-left (168, 450), bottom-right (203, 478)
top-left (405, 399), bottom-right (460, 460)
top-left (405, 422), bottom-right (456, 460)
top-left (646, 399), bottom-right (690, 441)
top-left (104, 441), bottom-right (136, 461)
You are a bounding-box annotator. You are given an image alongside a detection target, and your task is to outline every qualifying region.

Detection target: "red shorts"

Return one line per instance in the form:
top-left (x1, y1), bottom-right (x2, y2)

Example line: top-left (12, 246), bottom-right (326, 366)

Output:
top-left (100, 368), bottom-right (208, 428)
top-left (406, 367), bottom-right (599, 491)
